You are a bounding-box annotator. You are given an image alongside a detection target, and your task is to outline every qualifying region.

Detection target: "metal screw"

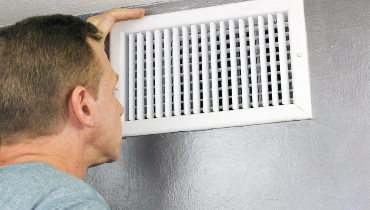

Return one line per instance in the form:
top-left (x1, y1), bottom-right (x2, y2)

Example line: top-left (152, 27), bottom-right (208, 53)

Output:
top-left (297, 52), bottom-right (302, 57)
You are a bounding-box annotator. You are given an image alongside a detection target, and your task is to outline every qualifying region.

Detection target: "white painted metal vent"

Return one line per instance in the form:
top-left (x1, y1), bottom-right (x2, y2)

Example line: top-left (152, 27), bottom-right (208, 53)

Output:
top-left (110, 0), bottom-right (311, 136)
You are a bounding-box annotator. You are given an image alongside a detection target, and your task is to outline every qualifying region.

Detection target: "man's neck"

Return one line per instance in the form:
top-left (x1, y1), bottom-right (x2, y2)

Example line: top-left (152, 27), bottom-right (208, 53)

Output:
top-left (0, 129), bottom-right (94, 179)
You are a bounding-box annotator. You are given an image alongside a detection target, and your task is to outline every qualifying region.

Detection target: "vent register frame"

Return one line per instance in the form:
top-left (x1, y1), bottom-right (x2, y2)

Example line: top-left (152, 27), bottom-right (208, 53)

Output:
top-left (110, 0), bottom-right (311, 137)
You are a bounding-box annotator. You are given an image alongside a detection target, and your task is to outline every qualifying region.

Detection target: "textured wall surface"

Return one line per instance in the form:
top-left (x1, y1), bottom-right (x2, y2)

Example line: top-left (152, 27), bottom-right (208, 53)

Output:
top-left (83, 0), bottom-right (370, 209)
top-left (0, 0), bottom-right (172, 28)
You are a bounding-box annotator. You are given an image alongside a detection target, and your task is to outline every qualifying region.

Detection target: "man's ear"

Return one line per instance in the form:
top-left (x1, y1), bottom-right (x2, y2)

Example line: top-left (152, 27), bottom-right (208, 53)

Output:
top-left (70, 86), bottom-right (96, 127)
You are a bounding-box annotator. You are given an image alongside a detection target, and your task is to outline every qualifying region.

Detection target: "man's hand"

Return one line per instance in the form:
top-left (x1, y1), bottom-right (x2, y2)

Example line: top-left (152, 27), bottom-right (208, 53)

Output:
top-left (87, 8), bottom-right (145, 47)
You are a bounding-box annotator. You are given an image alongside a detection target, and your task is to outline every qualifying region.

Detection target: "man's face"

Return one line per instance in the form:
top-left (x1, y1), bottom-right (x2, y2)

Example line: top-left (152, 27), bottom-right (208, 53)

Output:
top-left (88, 38), bottom-right (124, 163)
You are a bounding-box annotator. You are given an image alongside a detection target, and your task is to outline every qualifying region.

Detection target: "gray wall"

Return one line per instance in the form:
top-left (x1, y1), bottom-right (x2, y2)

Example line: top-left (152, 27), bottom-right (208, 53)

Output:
top-left (84, 0), bottom-right (370, 209)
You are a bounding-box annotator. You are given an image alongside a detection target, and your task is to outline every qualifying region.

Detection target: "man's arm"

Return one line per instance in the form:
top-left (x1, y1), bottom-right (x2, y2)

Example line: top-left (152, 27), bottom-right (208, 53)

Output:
top-left (86, 8), bottom-right (145, 47)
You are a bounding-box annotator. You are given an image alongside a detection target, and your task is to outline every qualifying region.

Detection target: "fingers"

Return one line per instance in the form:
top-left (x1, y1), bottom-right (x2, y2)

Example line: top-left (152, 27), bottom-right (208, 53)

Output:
top-left (107, 8), bottom-right (145, 21)
top-left (87, 8), bottom-right (145, 25)
top-left (87, 8), bottom-right (145, 47)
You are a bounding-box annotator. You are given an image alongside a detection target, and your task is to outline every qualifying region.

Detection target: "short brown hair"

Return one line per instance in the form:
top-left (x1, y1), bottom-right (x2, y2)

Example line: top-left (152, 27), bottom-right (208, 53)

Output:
top-left (0, 14), bottom-right (104, 145)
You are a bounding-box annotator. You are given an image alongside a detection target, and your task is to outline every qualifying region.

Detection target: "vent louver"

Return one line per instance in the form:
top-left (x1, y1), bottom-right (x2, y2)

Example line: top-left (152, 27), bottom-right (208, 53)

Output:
top-left (110, 0), bottom-right (311, 136)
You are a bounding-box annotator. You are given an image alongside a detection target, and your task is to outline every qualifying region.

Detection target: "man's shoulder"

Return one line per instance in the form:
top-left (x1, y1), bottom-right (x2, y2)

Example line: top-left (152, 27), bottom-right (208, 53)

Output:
top-left (0, 162), bottom-right (110, 210)
top-left (0, 162), bottom-right (94, 195)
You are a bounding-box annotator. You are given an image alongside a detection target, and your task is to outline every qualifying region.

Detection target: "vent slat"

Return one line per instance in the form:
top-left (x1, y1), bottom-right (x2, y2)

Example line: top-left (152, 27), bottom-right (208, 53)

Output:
top-left (248, 17), bottom-right (259, 108)
top-left (182, 26), bottom-right (191, 115)
top-left (137, 32), bottom-right (145, 120)
top-left (128, 34), bottom-right (135, 121)
top-left (268, 14), bottom-right (279, 106)
top-left (201, 24), bottom-right (211, 113)
top-left (154, 30), bottom-right (163, 118)
top-left (277, 13), bottom-right (290, 105)
top-left (239, 19), bottom-right (249, 109)
top-left (220, 21), bottom-right (229, 111)
top-left (210, 22), bottom-right (219, 112)
top-left (146, 31), bottom-right (154, 119)
top-left (164, 29), bottom-right (172, 117)
top-left (229, 20), bottom-right (239, 111)
top-left (121, 34), bottom-right (129, 121)
top-left (191, 25), bottom-right (201, 114)
top-left (258, 16), bottom-right (269, 107)
top-left (173, 27), bottom-right (181, 116)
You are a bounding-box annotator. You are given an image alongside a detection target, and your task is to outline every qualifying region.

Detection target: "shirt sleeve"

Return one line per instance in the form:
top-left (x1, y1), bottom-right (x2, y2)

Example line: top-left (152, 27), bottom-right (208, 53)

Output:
top-left (37, 195), bottom-right (110, 210)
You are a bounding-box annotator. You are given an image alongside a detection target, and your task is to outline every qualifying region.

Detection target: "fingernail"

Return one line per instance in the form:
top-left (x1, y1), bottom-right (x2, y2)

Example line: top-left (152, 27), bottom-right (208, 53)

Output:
top-left (105, 15), bottom-right (113, 24)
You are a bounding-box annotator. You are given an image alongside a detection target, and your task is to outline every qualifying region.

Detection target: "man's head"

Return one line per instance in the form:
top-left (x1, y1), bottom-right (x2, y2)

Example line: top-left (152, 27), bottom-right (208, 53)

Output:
top-left (0, 15), bottom-right (104, 145)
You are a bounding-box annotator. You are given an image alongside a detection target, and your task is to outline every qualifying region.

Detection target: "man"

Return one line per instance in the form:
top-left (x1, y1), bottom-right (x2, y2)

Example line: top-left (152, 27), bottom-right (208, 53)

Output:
top-left (0, 8), bottom-right (145, 209)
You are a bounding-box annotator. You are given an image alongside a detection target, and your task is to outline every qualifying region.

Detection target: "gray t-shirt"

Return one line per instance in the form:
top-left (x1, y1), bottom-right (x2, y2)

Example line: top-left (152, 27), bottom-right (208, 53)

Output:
top-left (0, 162), bottom-right (110, 210)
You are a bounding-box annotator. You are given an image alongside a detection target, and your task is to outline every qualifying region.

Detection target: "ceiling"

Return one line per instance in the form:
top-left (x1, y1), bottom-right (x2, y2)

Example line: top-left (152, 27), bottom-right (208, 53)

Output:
top-left (0, 0), bottom-right (171, 28)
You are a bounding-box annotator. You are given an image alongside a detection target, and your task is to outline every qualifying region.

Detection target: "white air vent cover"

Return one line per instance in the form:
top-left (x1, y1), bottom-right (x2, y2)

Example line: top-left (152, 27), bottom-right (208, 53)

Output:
top-left (110, 0), bottom-right (311, 137)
